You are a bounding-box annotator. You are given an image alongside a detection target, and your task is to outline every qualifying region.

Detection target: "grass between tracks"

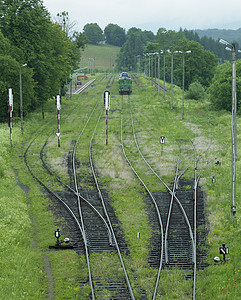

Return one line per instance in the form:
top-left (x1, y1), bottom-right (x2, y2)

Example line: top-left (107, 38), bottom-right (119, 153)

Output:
top-left (1, 72), bottom-right (241, 299)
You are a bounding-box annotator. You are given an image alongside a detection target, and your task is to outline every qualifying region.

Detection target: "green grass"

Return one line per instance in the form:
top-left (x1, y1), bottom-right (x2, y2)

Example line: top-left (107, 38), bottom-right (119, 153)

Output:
top-left (80, 44), bottom-right (120, 71)
top-left (1, 73), bottom-right (241, 299)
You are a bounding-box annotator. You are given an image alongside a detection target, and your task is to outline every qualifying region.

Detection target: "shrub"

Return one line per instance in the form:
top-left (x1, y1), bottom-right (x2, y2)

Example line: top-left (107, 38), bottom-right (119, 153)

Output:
top-left (185, 81), bottom-right (207, 100)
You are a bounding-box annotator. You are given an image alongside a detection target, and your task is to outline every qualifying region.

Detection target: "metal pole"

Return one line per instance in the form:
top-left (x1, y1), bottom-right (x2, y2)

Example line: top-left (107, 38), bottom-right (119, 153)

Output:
top-left (171, 54), bottom-right (173, 109)
top-left (155, 54), bottom-right (157, 87)
top-left (182, 53), bottom-right (185, 120)
top-left (19, 66), bottom-right (24, 135)
top-left (163, 53), bottom-right (166, 99)
top-left (10, 105), bottom-right (13, 147)
top-left (70, 76), bottom-right (72, 99)
top-left (9, 88), bottom-right (13, 147)
top-left (57, 109), bottom-right (60, 147)
top-left (106, 109), bottom-right (108, 145)
top-left (148, 54), bottom-right (151, 84)
top-left (151, 55), bottom-right (153, 84)
top-left (158, 54), bottom-right (160, 96)
top-left (231, 43), bottom-right (237, 217)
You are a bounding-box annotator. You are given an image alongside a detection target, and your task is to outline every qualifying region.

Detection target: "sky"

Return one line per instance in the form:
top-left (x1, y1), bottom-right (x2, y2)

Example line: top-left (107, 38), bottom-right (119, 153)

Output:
top-left (42, 0), bottom-right (241, 34)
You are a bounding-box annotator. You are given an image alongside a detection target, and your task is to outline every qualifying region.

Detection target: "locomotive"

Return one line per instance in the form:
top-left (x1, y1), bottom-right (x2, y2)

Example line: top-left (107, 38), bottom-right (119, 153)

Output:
top-left (119, 72), bottom-right (132, 95)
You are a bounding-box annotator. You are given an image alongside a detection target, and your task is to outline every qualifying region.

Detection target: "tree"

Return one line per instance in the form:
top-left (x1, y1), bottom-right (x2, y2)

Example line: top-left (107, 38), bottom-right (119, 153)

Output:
top-left (142, 30), bottom-right (156, 43)
top-left (145, 35), bottom-right (218, 90)
top-left (117, 31), bottom-right (145, 71)
top-left (83, 23), bottom-right (104, 45)
top-left (73, 31), bottom-right (89, 49)
top-left (185, 81), bottom-right (207, 100)
top-left (0, 30), bottom-right (35, 122)
top-left (0, 0), bottom-right (80, 119)
top-left (55, 11), bottom-right (76, 37)
top-left (116, 27), bottom-right (156, 71)
top-left (156, 28), bottom-right (185, 50)
top-left (104, 24), bottom-right (126, 46)
top-left (209, 61), bottom-right (241, 112)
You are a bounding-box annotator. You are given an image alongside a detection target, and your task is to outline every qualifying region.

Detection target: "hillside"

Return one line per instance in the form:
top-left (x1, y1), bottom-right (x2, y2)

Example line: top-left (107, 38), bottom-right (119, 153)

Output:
top-left (193, 28), bottom-right (241, 45)
top-left (80, 44), bottom-right (121, 72)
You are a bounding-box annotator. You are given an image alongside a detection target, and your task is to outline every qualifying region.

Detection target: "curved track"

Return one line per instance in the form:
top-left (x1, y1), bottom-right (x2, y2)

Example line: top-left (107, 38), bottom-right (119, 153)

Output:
top-left (120, 92), bottom-right (206, 299)
top-left (21, 74), bottom-right (208, 299)
top-left (24, 75), bottom-right (137, 299)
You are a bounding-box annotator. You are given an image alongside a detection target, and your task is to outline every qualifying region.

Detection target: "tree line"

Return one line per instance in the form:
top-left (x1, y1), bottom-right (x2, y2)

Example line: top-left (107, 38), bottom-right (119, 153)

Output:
top-left (0, 1), bottom-right (88, 122)
top-left (0, 2), bottom-right (238, 123)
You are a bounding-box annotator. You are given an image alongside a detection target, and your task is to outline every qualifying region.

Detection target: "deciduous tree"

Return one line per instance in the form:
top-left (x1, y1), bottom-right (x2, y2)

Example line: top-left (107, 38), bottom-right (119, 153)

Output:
top-left (104, 24), bottom-right (126, 46)
top-left (83, 23), bottom-right (104, 45)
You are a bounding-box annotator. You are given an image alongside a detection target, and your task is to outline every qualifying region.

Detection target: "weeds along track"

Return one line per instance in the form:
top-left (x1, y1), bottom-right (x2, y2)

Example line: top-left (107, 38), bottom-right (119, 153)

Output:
top-left (121, 93), bottom-right (207, 299)
top-left (24, 75), bottom-right (137, 299)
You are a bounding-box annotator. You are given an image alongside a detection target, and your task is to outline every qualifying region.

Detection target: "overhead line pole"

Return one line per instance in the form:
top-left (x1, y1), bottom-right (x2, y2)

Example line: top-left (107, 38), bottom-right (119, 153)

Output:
top-left (219, 38), bottom-right (241, 218)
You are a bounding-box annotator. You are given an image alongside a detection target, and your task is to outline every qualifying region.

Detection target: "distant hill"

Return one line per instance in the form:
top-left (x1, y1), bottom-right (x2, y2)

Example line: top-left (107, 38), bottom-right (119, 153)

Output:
top-left (193, 28), bottom-right (241, 45)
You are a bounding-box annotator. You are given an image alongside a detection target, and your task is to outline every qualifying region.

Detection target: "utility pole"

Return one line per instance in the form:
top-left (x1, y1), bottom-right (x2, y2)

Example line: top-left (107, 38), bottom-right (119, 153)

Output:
top-left (19, 63), bottom-right (27, 135)
top-left (9, 88), bottom-right (13, 147)
top-left (179, 50), bottom-right (191, 120)
top-left (219, 39), bottom-right (241, 218)
top-left (104, 91), bottom-right (110, 145)
top-left (56, 95), bottom-right (61, 147)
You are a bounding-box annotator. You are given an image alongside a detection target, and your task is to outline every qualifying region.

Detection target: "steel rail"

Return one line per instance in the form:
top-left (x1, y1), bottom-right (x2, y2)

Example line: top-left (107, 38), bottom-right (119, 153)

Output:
top-left (74, 79), bottom-right (96, 94)
top-left (127, 96), bottom-right (195, 249)
top-left (24, 140), bottom-right (85, 239)
top-left (187, 137), bottom-right (200, 300)
top-left (89, 106), bottom-right (135, 300)
top-left (127, 95), bottom-right (197, 298)
top-left (126, 97), bottom-right (165, 299)
top-left (121, 96), bottom-right (164, 299)
top-left (128, 99), bottom-right (195, 253)
top-left (164, 155), bottom-right (181, 264)
top-left (40, 139), bottom-right (113, 245)
top-left (23, 78), bottom-right (101, 300)
top-left (72, 94), bottom-right (102, 300)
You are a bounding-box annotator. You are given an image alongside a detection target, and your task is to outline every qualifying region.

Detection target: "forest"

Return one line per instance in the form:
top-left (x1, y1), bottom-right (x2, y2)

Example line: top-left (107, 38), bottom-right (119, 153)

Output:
top-left (0, 0), bottom-right (240, 123)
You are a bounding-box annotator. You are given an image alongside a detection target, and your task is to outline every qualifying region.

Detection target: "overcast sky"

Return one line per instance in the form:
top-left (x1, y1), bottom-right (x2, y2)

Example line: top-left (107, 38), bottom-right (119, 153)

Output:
top-left (42, 0), bottom-right (241, 34)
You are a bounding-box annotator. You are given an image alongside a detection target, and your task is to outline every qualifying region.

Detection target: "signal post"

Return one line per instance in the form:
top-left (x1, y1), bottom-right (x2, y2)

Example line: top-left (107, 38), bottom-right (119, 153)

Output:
top-left (55, 95), bottom-right (61, 147)
top-left (104, 91), bottom-right (110, 145)
top-left (9, 88), bottom-right (13, 147)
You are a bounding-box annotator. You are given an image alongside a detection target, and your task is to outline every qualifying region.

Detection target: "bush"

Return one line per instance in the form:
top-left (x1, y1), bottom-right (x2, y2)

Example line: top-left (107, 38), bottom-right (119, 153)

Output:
top-left (185, 81), bottom-right (207, 100)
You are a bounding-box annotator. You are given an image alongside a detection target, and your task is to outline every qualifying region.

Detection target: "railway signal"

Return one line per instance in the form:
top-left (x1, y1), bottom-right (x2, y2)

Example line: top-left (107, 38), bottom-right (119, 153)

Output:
top-left (104, 91), bottom-right (110, 145)
top-left (8, 88), bottom-right (13, 147)
top-left (55, 228), bottom-right (61, 245)
top-left (160, 136), bottom-right (165, 155)
top-left (55, 95), bottom-right (61, 147)
top-left (219, 243), bottom-right (229, 261)
top-left (160, 136), bottom-right (165, 144)
top-left (49, 228), bottom-right (74, 249)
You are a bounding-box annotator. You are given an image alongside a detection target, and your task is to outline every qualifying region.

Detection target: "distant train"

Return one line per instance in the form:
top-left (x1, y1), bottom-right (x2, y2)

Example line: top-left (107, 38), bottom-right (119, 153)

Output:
top-left (119, 72), bottom-right (132, 95)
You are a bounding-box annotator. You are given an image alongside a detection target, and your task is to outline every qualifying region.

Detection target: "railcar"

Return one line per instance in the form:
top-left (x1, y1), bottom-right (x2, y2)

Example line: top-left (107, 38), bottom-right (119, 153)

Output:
top-left (119, 72), bottom-right (132, 95)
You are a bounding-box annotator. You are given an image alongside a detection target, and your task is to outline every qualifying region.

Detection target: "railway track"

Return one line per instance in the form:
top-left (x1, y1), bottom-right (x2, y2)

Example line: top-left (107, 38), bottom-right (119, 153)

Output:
top-left (19, 73), bottom-right (209, 299)
top-left (73, 79), bottom-right (96, 94)
top-left (121, 92), bottom-right (207, 299)
top-left (23, 75), bottom-right (141, 299)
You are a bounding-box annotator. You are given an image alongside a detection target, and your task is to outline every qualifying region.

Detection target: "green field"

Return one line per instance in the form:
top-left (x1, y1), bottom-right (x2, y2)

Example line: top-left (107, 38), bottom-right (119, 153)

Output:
top-left (80, 44), bottom-right (121, 72)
